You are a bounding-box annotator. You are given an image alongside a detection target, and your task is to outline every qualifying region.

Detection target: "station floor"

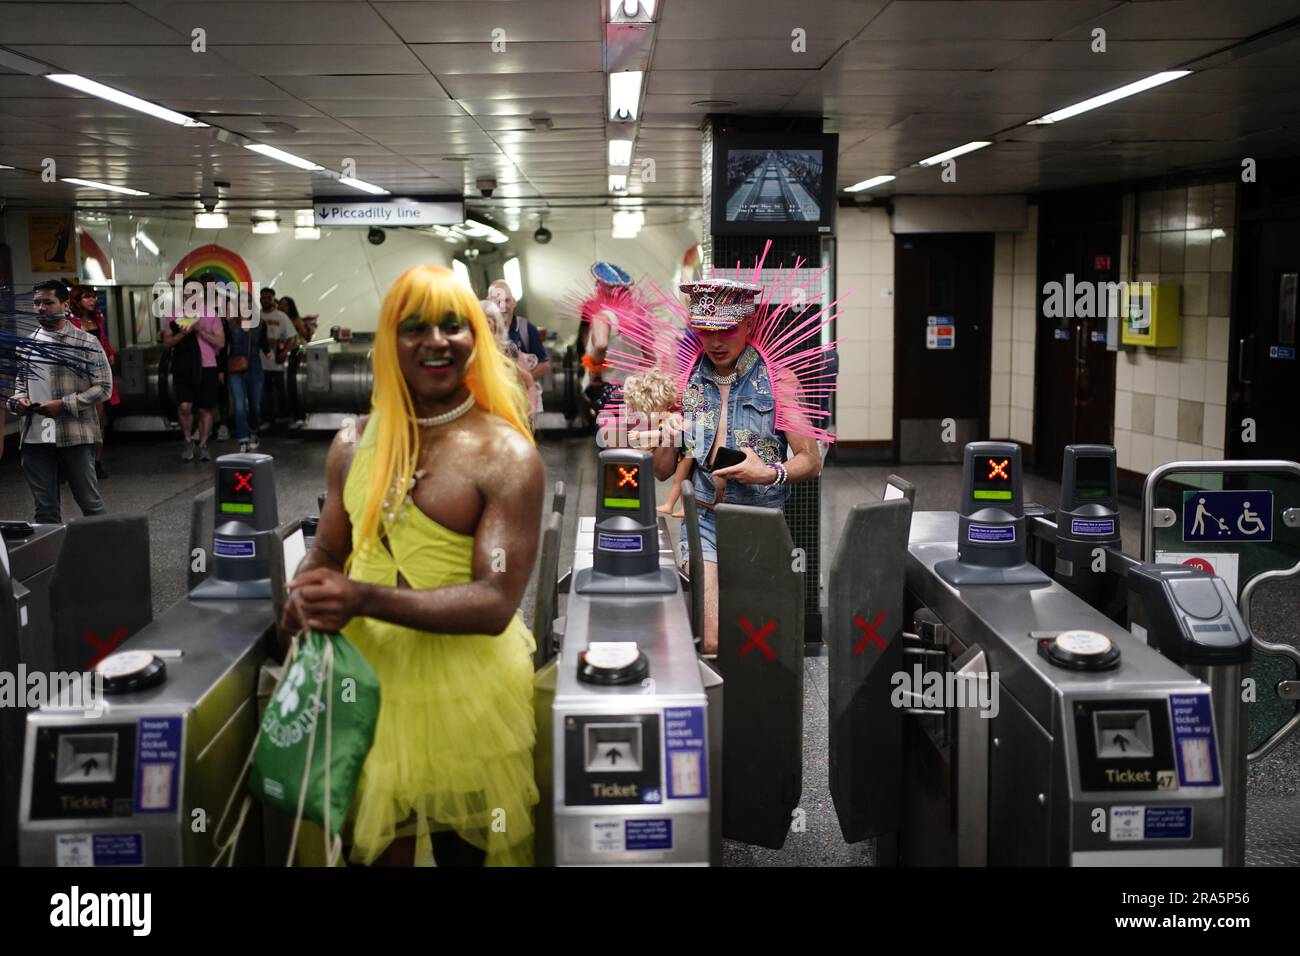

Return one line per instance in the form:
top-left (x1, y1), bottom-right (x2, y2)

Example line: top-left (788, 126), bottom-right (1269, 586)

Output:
top-left (1, 429), bottom-right (1296, 866)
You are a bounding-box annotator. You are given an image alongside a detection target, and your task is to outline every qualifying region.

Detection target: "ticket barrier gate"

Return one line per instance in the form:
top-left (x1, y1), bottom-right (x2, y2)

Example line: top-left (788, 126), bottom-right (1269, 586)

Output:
top-left (1, 515), bottom-right (154, 866)
top-left (16, 454), bottom-right (299, 866)
top-left (832, 444), bottom-right (1240, 865)
top-left (535, 449), bottom-right (720, 865)
top-left (1017, 450), bottom-right (1299, 865)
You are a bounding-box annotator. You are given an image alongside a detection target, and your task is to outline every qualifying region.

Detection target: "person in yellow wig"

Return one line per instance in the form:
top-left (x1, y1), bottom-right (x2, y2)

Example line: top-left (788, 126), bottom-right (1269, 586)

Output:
top-left (283, 264), bottom-right (543, 867)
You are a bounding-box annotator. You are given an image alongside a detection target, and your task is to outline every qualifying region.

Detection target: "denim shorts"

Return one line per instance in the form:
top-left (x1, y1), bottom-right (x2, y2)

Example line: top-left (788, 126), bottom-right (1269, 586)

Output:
top-left (679, 505), bottom-right (718, 566)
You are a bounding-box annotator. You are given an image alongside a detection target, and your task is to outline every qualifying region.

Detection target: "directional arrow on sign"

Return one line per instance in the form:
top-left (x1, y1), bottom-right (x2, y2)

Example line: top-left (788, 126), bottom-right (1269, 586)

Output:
top-left (606, 748), bottom-right (622, 766)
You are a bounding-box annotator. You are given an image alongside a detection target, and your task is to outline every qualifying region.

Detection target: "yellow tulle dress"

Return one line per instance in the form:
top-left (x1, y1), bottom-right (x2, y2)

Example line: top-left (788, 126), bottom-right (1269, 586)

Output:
top-left (339, 440), bottom-right (538, 866)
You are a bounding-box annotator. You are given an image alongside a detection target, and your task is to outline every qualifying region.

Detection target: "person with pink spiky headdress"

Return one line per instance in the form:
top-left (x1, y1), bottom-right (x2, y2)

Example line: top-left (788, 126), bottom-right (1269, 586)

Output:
top-left (605, 245), bottom-right (840, 656)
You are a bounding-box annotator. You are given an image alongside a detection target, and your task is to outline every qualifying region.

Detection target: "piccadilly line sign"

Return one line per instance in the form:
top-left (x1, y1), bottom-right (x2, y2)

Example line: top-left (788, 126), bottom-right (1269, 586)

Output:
top-left (312, 197), bottom-right (465, 227)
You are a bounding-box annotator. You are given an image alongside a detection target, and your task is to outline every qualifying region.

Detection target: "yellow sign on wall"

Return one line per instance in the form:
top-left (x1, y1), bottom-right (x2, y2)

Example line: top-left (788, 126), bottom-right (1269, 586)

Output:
top-left (1121, 282), bottom-right (1181, 348)
top-left (28, 212), bottom-right (78, 272)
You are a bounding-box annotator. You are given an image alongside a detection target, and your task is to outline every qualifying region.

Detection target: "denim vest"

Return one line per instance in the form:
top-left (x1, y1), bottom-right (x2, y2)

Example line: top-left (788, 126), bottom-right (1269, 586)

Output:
top-left (681, 344), bottom-right (789, 508)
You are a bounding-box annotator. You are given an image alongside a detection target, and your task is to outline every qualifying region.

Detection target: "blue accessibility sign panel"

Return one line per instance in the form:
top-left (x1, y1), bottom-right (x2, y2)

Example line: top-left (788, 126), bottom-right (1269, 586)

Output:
top-left (1182, 490), bottom-right (1273, 543)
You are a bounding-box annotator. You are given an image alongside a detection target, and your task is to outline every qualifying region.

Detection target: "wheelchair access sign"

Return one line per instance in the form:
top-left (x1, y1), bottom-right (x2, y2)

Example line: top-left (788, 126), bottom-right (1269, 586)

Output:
top-left (1182, 490), bottom-right (1273, 543)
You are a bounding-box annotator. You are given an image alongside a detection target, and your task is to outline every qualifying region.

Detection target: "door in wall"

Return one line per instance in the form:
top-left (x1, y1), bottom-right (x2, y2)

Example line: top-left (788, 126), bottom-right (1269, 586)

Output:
top-left (894, 233), bottom-right (993, 462)
top-left (1231, 198), bottom-right (1300, 460)
top-left (1033, 191), bottom-right (1121, 480)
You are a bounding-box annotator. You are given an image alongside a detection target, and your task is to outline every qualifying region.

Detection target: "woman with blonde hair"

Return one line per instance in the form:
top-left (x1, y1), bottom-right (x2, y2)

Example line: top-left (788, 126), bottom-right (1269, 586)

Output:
top-left (284, 264), bottom-right (543, 867)
top-left (481, 298), bottom-right (538, 424)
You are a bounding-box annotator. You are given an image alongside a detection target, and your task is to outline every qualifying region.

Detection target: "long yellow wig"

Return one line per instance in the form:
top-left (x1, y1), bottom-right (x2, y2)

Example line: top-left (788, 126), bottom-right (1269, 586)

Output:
top-left (349, 264), bottom-right (532, 570)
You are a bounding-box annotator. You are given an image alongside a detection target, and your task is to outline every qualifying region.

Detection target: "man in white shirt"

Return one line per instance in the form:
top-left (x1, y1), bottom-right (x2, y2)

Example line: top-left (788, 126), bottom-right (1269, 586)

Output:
top-left (258, 286), bottom-right (295, 426)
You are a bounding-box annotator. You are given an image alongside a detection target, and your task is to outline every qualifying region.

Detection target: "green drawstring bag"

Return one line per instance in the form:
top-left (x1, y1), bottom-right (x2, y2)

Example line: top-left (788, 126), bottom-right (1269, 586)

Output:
top-left (214, 630), bottom-right (380, 866)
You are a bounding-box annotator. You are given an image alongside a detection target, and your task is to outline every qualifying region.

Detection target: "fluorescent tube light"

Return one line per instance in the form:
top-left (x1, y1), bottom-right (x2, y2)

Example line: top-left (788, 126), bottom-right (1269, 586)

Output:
top-left (608, 139), bottom-right (633, 166)
top-left (609, 173), bottom-right (628, 192)
top-left (845, 175), bottom-right (896, 192)
top-left (1027, 71), bottom-right (1193, 125)
top-left (609, 71), bottom-right (644, 122)
top-left (47, 74), bottom-right (207, 128)
top-left (916, 141), bottom-right (992, 167)
top-left (339, 176), bottom-right (389, 195)
top-left (244, 143), bottom-right (323, 171)
top-left (504, 257), bottom-right (523, 300)
top-left (195, 211), bottom-right (228, 229)
top-left (62, 177), bottom-right (149, 196)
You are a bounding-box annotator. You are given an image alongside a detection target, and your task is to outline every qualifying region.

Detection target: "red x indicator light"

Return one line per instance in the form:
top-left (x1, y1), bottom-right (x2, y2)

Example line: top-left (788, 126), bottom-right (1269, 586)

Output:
top-left (987, 458), bottom-right (1009, 481)
top-left (617, 466), bottom-right (638, 489)
top-left (234, 471), bottom-right (253, 492)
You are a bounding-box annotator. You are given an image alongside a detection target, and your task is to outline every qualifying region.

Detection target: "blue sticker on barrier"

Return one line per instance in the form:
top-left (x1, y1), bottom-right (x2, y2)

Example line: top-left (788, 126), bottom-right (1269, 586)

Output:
top-left (597, 532), bottom-right (642, 553)
top-left (1143, 806), bottom-right (1193, 840)
top-left (214, 538), bottom-right (256, 558)
top-left (664, 707), bottom-right (708, 799)
top-left (625, 818), bottom-right (672, 851)
top-left (968, 524), bottom-right (1015, 543)
top-left (1170, 694), bottom-right (1220, 787)
top-left (1071, 518), bottom-right (1116, 536)
top-left (135, 717), bottom-right (181, 814)
top-left (1182, 490), bottom-right (1272, 543)
top-left (1269, 345), bottom-right (1295, 360)
top-left (93, 833), bottom-right (144, 866)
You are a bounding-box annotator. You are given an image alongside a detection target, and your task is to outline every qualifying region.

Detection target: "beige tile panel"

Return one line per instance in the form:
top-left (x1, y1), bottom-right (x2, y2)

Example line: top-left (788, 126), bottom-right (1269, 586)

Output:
top-left (1131, 392), bottom-right (1156, 435)
top-left (1181, 314), bottom-right (1208, 360)
top-left (1155, 395), bottom-right (1179, 439)
top-left (1177, 399), bottom-right (1205, 444)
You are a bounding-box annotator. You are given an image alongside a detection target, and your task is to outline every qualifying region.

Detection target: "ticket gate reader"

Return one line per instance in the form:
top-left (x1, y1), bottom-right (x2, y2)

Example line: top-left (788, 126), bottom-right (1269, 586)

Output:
top-left (574, 448), bottom-right (677, 595)
top-left (935, 442), bottom-right (1049, 587)
top-left (535, 449), bottom-right (718, 865)
top-left (192, 453), bottom-right (280, 601)
top-left (17, 457), bottom-right (287, 866)
top-left (1053, 445), bottom-right (1124, 613)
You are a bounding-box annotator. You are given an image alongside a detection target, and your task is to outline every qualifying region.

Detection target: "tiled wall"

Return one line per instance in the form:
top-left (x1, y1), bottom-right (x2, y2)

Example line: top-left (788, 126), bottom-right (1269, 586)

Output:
top-left (835, 206), bottom-right (895, 442)
top-left (990, 205), bottom-right (1038, 446)
top-left (1113, 183), bottom-right (1235, 474)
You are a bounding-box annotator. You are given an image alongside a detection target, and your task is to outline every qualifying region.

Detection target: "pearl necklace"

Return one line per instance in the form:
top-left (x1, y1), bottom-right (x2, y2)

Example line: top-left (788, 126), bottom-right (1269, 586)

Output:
top-left (415, 393), bottom-right (475, 427)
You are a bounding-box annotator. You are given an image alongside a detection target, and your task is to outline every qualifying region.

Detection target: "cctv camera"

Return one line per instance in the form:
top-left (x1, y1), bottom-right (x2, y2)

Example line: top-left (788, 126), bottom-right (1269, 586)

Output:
top-left (533, 225), bottom-right (553, 244)
top-left (476, 176), bottom-right (497, 198)
top-left (367, 227), bottom-right (386, 245)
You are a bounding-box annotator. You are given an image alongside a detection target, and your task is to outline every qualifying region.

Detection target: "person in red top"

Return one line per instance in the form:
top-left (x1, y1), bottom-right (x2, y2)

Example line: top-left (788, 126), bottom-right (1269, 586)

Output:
top-left (66, 284), bottom-right (120, 479)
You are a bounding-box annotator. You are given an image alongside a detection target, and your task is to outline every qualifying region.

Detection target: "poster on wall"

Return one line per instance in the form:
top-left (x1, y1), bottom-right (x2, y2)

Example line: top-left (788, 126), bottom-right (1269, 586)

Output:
top-left (28, 212), bottom-right (78, 272)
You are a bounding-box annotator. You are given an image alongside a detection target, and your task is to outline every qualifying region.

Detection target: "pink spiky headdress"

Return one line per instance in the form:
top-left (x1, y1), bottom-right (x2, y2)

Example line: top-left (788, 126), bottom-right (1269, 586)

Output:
top-left (597, 240), bottom-right (842, 444)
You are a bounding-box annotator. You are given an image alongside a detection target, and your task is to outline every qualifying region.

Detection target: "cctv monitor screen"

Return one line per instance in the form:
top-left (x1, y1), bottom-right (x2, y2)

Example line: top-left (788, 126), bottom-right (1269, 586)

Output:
top-left (722, 149), bottom-right (824, 224)
top-left (711, 132), bottom-right (838, 236)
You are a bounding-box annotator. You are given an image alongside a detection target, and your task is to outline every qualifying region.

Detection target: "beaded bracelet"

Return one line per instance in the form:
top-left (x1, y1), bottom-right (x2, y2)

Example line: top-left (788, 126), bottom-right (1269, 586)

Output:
top-left (769, 462), bottom-right (787, 486)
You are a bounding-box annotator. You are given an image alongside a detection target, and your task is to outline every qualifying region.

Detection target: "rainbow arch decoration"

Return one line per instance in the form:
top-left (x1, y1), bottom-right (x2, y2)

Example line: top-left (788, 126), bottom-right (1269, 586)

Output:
top-left (77, 228), bottom-right (114, 281)
top-left (170, 244), bottom-right (253, 287)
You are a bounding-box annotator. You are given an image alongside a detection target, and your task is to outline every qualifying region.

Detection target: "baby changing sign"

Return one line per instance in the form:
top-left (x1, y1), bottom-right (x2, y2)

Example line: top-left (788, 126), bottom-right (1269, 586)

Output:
top-left (1182, 490), bottom-right (1272, 543)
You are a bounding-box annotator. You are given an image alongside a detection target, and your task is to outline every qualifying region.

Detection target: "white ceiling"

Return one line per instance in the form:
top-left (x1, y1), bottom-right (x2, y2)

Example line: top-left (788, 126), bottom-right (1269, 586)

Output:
top-left (0, 0), bottom-right (1298, 230)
